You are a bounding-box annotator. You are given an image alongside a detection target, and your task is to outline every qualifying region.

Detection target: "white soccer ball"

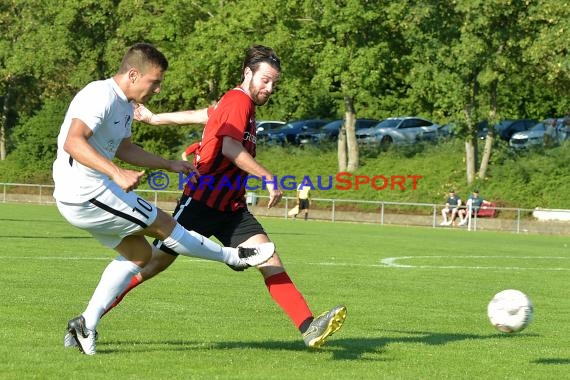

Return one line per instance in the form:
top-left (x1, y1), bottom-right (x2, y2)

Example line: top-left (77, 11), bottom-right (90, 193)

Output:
top-left (487, 289), bottom-right (533, 333)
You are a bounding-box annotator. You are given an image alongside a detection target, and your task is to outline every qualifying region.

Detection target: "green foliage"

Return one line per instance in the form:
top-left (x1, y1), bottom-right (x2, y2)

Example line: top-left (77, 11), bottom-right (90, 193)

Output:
top-left (130, 122), bottom-right (193, 159)
top-left (5, 98), bottom-right (69, 182)
top-left (3, 1), bottom-right (570, 200)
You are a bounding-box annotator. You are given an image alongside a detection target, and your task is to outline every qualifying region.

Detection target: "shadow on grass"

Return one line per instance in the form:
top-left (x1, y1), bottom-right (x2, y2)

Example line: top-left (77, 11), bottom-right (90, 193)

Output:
top-left (98, 330), bottom-right (539, 360)
top-left (532, 358), bottom-right (570, 365)
top-left (326, 330), bottom-right (539, 360)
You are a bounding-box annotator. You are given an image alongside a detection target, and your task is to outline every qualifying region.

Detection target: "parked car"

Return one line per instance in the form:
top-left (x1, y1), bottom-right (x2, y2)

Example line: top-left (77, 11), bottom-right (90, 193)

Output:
top-left (297, 118), bottom-right (380, 145)
top-left (356, 117), bottom-right (440, 146)
top-left (264, 119), bottom-right (330, 145)
top-left (439, 120), bottom-right (489, 139)
top-left (256, 120), bottom-right (286, 143)
top-left (509, 118), bottom-right (566, 148)
top-left (494, 119), bottom-right (537, 141)
top-left (474, 120), bottom-right (491, 139)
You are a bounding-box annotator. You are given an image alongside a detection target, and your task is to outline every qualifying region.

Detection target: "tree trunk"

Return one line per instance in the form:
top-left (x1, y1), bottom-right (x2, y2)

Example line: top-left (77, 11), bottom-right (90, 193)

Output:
top-left (0, 120), bottom-right (5, 160)
top-left (337, 124), bottom-right (347, 172)
top-left (464, 78), bottom-right (480, 184)
top-left (465, 138), bottom-right (476, 184)
top-left (478, 80), bottom-right (497, 179)
top-left (344, 95), bottom-right (359, 172)
top-left (479, 133), bottom-right (493, 179)
top-left (464, 111), bottom-right (478, 185)
top-left (1, 88), bottom-right (9, 161)
top-left (207, 79), bottom-right (218, 104)
top-left (466, 117), bottom-right (479, 185)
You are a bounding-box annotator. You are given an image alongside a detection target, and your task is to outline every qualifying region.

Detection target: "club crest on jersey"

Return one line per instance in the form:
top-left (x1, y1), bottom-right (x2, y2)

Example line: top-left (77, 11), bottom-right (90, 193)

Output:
top-left (243, 131), bottom-right (256, 144)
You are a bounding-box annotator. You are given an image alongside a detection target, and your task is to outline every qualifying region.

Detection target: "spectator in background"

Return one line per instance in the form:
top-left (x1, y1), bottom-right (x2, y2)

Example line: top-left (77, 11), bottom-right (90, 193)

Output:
top-left (441, 189), bottom-right (462, 226)
top-left (458, 189), bottom-right (486, 226)
top-left (295, 181), bottom-right (312, 220)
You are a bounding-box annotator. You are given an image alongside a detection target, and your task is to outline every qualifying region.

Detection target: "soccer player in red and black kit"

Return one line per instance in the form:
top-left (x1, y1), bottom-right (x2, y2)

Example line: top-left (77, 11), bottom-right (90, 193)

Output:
top-left (100, 45), bottom-right (346, 348)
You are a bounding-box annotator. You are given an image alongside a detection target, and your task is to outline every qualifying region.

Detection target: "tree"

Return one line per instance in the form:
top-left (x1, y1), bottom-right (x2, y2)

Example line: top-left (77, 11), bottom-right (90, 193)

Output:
top-left (525, 1), bottom-right (570, 112)
top-left (403, 1), bottom-right (542, 184)
top-left (301, 0), bottom-right (404, 172)
top-left (8, 98), bottom-right (69, 179)
top-left (0, 0), bottom-right (114, 160)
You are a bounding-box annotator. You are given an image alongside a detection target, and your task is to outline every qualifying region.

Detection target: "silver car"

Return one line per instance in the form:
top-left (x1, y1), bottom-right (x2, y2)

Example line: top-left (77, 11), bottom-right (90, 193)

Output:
top-left (356, 117), bottom-right (440, 146)
top-left (509, 118), bottom-right (568, 148)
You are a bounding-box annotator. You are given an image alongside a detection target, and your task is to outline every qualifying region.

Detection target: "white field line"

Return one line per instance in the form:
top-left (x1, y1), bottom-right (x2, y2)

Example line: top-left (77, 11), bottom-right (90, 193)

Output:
top-left (380, 256), bottom-right (570, 270)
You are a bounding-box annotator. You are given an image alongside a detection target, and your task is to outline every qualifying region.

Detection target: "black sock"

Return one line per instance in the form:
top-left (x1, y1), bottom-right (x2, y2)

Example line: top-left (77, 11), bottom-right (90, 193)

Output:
top-left (299, 317), bottom-right (314, 333)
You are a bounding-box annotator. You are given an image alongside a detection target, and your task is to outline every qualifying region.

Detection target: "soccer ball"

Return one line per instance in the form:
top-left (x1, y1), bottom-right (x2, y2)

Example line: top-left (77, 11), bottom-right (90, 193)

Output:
top-left (487, 289), bottom-right (533, 333)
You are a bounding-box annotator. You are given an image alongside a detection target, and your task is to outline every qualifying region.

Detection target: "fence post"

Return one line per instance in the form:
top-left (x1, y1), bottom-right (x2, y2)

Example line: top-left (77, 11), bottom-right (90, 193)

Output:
top-left (332, 199), bottom-right (335, 222)
top-left (380, 201), bottom-right (385, 225)
top-left (517, 208), bottom-right (521, 234)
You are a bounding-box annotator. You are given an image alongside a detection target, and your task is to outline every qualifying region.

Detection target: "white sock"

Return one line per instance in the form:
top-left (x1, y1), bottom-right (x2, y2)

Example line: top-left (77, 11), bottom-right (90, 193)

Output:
top-left (162, 223), bottom-right (238, 265)
top-left (82, 256), bottom-right (141, 331)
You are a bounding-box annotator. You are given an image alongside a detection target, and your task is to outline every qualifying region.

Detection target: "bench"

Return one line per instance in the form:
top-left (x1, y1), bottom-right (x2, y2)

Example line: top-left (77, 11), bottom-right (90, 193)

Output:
top-left (473, 202), bottom-right (498, 218)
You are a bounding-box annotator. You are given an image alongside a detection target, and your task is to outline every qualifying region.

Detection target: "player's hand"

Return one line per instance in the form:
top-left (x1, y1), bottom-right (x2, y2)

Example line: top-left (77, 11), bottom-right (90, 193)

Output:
top-left (113, 168), bottom-right (145, 192)
top-left (133, 103), bottom-right (155, 124)
top-left (168, 160), bottom-right (199, 183)
top-left (265, 180), bottom-right (283, 208)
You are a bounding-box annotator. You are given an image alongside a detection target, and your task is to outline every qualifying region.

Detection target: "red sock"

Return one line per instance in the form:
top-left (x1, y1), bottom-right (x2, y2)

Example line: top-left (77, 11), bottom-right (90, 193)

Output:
top-left (264, 272), bottom-right (313, 329)
top-left (101, 275), bottom-right (142, 317)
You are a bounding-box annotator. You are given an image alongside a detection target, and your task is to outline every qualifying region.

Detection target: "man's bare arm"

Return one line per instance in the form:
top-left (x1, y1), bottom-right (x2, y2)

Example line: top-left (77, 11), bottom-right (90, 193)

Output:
top-left (134, 103), bottom-right (209, 125)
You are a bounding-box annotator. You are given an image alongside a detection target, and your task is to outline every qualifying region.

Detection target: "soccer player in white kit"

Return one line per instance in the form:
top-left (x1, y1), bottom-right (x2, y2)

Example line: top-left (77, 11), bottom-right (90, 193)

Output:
top-left (53, 43), bottom-right (274, 355)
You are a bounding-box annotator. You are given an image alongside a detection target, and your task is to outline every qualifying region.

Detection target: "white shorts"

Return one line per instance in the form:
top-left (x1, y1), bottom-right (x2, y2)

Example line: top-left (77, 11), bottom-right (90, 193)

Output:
top-left (56, 182), bottom-right (158, 248)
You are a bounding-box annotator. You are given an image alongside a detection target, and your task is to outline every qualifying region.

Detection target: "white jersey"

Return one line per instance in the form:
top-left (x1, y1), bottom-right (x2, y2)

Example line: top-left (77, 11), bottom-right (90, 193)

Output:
top-left (52, 78), bottom-right (133, 203)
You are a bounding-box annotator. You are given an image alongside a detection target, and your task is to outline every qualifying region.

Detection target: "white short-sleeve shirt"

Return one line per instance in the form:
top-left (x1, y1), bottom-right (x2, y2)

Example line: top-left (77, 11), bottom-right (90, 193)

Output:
top-left (52, 78), bottom-right (133, 203)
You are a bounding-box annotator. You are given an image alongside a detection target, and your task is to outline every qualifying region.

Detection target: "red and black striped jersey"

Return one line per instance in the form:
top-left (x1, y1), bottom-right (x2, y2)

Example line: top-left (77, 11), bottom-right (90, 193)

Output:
top-left (183, 87), bottom-right (257, 211)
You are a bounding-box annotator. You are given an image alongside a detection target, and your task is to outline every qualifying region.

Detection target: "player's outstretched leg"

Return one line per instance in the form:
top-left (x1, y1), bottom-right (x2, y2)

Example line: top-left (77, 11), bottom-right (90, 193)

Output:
top-left (160, 222), bottom-right (275, 268)
top-left (302, 305), bottom-right (347, 348)
top-left (227, 243), bottom-right (276, 271)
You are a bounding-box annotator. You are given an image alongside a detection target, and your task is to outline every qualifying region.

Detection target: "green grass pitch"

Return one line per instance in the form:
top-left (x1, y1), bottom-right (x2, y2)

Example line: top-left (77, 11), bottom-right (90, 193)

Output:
top-left (1, 203), bottom-right (569, 379)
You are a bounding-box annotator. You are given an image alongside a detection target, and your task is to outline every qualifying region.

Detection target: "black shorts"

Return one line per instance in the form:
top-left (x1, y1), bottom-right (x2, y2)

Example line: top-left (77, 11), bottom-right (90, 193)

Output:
top-left (154, 196), bottom-right (267, 256)
top-left (299, 198), bottom-right (310, 210)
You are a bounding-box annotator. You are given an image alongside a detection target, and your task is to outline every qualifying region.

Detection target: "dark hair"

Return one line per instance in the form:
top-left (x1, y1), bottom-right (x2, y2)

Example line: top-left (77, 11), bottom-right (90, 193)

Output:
top-left (118, 43), bottom-right (169, 74)
top-left (241, 45), bottom-right (281, 81)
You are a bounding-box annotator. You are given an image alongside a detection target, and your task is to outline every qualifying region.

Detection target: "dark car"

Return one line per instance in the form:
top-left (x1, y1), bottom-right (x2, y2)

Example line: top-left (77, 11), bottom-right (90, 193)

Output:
top-left (494, 119), bottom-right (537, 141)
top-left (265, 119), bottom-right (330, 145)
top-left (297, 118), bottom-right (381, 145)
top-left (256, 120), bottom-right (286, 144)
top-left (439, 120), bottom-right (489, 139)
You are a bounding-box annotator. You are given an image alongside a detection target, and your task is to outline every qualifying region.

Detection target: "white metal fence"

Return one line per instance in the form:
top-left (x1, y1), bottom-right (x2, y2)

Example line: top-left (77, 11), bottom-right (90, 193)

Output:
top-left (2, 182), bottom-right (570, 235)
